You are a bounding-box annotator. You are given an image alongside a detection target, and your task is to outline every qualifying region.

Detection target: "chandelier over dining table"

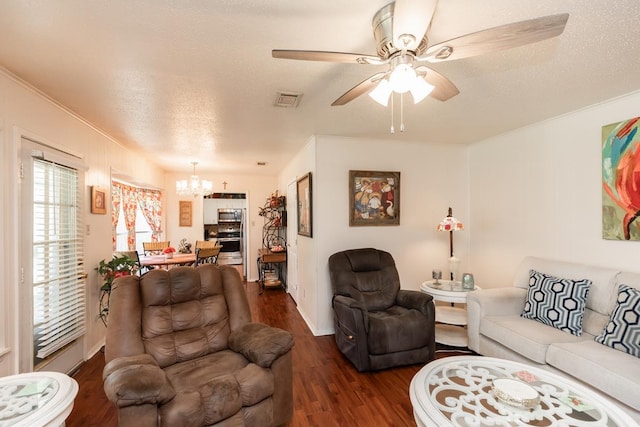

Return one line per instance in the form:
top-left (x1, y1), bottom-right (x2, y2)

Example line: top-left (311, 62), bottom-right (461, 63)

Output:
top-left (176, 161), bottom-right (213, 197)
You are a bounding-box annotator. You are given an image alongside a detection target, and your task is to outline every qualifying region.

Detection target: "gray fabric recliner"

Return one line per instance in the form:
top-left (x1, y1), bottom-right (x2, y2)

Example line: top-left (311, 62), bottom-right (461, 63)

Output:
top-left (328, 248), bottom-right (436, 372)
top-left (102, 264), bottom-right (294, 427)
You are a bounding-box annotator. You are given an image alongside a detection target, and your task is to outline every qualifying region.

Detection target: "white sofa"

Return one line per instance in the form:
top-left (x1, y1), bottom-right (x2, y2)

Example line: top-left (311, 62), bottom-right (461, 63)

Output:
top-left (467, 256), bottom-right (640, 420)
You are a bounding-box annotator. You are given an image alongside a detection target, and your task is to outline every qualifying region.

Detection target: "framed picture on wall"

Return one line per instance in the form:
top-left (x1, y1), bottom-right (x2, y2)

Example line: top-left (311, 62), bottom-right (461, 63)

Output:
top-left (297, 173), bottom-right (312, 237)
top-left (349, 170), bottom-right (400, 226)
top-left (179, 200), bottom-right (192, 227)
top-left (602, 116), bottom-right (640, 240)
top-left (91, 185), bottom-right (107, 214)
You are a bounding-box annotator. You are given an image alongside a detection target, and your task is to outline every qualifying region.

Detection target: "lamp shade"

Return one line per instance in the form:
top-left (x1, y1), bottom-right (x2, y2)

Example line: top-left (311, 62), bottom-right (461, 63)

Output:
top-left (436, 213), bottom-right (464, 232)
top-left (369, 78), bottom-right (393, 106)
top-left (410, 77), bottom-right (434, 104)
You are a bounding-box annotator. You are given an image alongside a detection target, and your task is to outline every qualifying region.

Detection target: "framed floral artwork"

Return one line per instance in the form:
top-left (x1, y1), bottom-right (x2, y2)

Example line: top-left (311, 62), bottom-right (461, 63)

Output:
top-left (349, 170), bottom-right (400, 226)
top-left (91, 185), bottom-right (107, 214)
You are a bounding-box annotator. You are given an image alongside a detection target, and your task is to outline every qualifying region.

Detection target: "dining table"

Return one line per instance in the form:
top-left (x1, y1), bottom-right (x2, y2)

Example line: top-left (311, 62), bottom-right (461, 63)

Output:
top-left (139, 253), bottom-right (196, 269)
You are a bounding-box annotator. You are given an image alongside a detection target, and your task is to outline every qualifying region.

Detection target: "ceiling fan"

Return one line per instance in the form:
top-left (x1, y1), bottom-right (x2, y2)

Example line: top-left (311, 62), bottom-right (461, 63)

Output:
top-left (272, 0), bottom-right (569, 107)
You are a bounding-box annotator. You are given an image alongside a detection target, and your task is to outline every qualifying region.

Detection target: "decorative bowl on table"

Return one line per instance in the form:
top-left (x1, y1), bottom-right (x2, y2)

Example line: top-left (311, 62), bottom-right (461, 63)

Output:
top-left (491, 378), bottom-right (540, 409)
top-left (270, 245), bottom-right (285, 253)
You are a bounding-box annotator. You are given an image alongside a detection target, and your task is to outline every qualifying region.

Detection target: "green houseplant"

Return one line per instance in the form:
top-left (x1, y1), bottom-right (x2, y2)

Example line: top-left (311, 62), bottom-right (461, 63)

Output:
top-left (96, 253), bottom-right (138, 326)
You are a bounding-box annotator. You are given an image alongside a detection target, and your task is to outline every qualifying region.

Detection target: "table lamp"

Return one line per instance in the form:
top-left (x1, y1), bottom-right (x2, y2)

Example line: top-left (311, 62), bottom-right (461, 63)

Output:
top-left (436, 207), bottom-right (464, 281)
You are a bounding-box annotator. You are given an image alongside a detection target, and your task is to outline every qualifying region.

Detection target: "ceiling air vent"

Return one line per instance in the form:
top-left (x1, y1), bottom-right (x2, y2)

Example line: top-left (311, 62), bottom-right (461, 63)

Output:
top-left (274, 91), bottom-right (302, 108)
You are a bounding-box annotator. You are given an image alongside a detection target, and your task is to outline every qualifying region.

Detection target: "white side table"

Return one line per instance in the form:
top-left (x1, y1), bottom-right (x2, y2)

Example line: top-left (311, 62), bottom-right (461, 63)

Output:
top-left (420, 280), bottom-right (480, 347)
top-left (0, 371), bottom-right (78, 426)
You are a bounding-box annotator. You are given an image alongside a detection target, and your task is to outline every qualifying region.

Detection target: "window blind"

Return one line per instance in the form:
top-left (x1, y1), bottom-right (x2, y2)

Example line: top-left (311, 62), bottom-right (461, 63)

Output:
top-left (32, 158), bottom-right (85, 359)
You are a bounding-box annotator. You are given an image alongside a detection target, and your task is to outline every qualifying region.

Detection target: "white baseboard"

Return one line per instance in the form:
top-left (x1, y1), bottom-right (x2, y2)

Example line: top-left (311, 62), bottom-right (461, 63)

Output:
top-left (296, 306), bottom-right (334, 336)
top-left (87, 338), bottom-right (105, 360)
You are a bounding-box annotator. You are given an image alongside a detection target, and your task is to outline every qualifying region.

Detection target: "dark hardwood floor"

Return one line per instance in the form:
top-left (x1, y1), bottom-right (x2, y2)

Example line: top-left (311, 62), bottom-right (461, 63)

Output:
top-left (67, 281), bottom-right (470, 426)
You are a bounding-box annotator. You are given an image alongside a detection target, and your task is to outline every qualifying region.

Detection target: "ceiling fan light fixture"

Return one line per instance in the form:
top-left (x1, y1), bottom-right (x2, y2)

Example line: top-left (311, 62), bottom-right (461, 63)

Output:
top-left (369, 78), bottom-right (393, 106)
top-left (389, 63), bottom-right (416, 93)
top-left (410, 77), bottom-right (434, 104)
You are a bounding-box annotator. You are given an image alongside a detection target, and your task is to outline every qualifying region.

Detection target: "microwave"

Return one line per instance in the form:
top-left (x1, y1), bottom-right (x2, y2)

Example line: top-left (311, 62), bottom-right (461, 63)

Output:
top-left (218, 208), bottom-right (242, 223)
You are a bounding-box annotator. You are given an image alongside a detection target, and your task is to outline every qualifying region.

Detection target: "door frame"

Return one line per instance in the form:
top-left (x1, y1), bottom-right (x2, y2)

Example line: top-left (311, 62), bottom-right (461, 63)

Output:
top-left (19, 135), bottom-right (87, 373)
top-left (286, 178), bottom-right (299, 303)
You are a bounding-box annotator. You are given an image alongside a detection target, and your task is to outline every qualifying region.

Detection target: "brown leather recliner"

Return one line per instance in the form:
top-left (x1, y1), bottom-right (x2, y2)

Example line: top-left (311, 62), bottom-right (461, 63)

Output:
top-left (102, 265), bottom-right (294, 427)
top-left (328, 248), bottom-right (436, 372)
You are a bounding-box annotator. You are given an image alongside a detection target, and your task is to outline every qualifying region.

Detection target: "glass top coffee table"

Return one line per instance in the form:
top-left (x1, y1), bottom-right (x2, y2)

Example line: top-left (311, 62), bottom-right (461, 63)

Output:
top-left (410, 356), bottom-right (638, 427)
top-left (0, 371), bottom-right (78, 426)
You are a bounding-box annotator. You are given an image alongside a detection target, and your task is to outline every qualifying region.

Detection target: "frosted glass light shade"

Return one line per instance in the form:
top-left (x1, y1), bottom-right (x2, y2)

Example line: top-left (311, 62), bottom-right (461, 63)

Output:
top-left (410, 77), bottom-right (434, 104)
top-left (369, 78), bottom-right (393, 106)
top-left (370, 65), bottom-right (434, 107)
top-left (389, 63), bottom-right (416, 93)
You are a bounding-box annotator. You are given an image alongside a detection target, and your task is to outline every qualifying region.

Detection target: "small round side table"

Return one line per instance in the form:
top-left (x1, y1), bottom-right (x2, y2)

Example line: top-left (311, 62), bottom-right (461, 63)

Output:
top-left (0, 371), bottom-right (78, 426)
top-left (420, 280), bottom-right (481, 347)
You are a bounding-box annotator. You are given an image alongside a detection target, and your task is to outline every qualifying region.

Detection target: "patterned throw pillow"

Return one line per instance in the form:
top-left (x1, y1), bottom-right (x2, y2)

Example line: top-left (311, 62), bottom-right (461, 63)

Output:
top-left (521, 270), bottom-right (591, 336)
top-left (595, 284), bottom-right (640, 358)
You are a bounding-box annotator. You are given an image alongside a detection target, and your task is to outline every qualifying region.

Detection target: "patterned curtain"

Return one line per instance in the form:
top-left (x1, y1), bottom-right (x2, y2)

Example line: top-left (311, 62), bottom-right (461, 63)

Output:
top-left (111, 182), bottom-right (122, 250)
top-left (136, 188), bottom-right (163, 241)
top-left (121, 184), bottom-right (138, 250)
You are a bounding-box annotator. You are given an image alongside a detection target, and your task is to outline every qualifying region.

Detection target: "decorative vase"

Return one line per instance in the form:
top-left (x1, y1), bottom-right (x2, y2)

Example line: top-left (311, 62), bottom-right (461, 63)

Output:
top-left (166, 253), bottom-right (173, 259)
top-left (461, 273), bottom-right (475, 290)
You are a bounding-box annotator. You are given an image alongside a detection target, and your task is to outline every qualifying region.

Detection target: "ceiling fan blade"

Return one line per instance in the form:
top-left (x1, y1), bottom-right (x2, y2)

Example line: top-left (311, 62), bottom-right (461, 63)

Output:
top-left (415, 66), bottom-right (459, 101)
top-left (420, 13), bottom-right (569, 62)
top-left (393, 0), bottom-right (438, 51)
top-left (331, 72), bottom-right (387, 106)
top-left (272, 50), bottom-right (385, 65)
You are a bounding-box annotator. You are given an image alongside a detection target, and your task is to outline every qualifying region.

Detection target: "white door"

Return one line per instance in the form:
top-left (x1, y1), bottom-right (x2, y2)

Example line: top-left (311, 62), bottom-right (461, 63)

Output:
top-left (286, 179), bottom-right (298, 303)
top-left (20, 137), bottom-right (86, 373)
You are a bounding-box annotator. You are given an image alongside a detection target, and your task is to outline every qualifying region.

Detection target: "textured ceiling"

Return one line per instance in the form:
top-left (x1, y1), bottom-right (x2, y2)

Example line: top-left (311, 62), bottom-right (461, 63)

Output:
top-left (1, 0), bottom-right (639, 176)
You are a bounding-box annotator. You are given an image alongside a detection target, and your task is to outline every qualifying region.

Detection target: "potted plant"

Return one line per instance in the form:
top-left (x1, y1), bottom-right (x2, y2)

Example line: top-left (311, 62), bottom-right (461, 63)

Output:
top-left (96, 253), bottom-right (138, 326)
top-left (163, 246), bottom-right (177, 258)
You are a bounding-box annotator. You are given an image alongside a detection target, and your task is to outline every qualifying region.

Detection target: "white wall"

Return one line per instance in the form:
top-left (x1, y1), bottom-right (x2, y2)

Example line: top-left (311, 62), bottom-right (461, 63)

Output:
top-left (278, 137), bottom-right (318, 331)
top-left (0, 69), bottom-right (165, 375)
top-left (469, 90), bottom-right (640, 288)
top-left (164, 172), bottom-right (277, 281)
top-left (280, 135), bottom-right (470, 335)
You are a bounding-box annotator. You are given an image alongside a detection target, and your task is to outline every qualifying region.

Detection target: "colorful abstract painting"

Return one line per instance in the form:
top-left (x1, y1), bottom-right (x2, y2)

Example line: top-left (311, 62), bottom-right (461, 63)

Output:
top-left (602, 117), bottom-right (640, 240)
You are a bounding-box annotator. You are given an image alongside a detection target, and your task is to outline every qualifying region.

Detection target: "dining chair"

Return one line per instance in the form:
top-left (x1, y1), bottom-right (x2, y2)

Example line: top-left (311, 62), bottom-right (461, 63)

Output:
top-left (195, 240), bottom-right (218, 249)
top-left (195, 246), bottom-right (222, 266)
top-left (143, 241), bottom-right (170, 255)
